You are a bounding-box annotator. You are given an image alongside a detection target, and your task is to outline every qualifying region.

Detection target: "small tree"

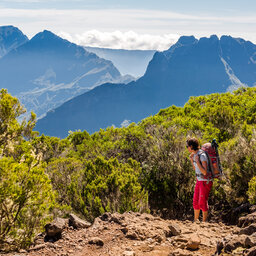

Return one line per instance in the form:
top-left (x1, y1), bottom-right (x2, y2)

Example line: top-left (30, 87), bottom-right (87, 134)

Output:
top-left (0, 89), bottom-right (37, 158)
top-left (0, 89), bottom-right (55, 250)
top-left (0, 157), bottom-right (55, 250)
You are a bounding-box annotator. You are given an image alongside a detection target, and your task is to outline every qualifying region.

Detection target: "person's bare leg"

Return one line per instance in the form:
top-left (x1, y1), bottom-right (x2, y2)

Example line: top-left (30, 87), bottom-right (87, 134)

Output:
top-left (194, 209), bottom-right (200, 221)
top-left (202, 211), bottom-right (208, 222)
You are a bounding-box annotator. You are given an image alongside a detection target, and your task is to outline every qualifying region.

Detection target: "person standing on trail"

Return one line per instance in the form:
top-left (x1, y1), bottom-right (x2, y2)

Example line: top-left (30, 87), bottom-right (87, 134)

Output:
top-left (186, 138), bottom-right (213, 222)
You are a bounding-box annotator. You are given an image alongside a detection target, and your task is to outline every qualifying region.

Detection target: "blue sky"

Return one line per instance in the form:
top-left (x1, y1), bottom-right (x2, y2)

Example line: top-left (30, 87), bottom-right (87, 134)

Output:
top-left (1, 0), bottom-right (256, 50)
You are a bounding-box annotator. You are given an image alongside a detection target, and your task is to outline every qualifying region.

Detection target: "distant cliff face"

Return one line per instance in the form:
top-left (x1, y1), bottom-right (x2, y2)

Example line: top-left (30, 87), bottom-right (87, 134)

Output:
top-left (0, 29), bottom-right (132, 119)
top-left (0, 26), bottom-right (28, 58)
top-left (84, 46), bottom-right (156, 77)
top-left (36, 35), bottom-right (256, 137)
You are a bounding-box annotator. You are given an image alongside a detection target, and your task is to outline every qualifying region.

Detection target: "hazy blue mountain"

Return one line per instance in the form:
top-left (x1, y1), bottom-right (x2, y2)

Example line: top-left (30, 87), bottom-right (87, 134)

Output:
top-left (84, 46), bottom-right (156, 77)
top-left (36, 35), bottom-right (256, 138)
top-left (0, 25), bottom-right (28, 58)
top-left (0, 30), bottom-right (134, 118)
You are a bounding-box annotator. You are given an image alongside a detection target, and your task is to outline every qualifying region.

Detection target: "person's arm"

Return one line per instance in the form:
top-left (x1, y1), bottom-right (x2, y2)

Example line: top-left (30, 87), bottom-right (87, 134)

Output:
top-left (195, 155), bottom-right (207, 175)
top-left (189, 153), bottom-right (195, 170)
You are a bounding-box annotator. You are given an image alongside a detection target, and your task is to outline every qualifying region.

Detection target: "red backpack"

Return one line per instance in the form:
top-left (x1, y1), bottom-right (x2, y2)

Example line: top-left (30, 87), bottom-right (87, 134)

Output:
top-left (201, 139), bottom-right (223, 179)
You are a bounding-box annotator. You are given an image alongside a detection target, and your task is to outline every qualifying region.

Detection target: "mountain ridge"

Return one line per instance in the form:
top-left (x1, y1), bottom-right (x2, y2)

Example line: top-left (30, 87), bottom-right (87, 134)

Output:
top-left (0, 28), bottom-right (134, 119)
top-left (36, 34), bottom-right (256, 137)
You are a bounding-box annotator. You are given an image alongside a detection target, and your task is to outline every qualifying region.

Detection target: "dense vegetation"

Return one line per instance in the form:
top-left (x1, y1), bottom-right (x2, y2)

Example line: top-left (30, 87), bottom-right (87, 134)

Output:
top-left (1, 87), bottom-right (256, 250)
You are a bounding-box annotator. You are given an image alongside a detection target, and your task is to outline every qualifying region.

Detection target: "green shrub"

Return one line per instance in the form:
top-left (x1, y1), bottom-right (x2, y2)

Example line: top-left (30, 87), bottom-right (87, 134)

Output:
top-left (140, 125), bottom-right (195, 217)
top-left (46, 157), bottom-right (84, 212)
top-left (47, 156), bottom-right (148, 221)
top-left (0, 157), bottom-right (55, 250)
top-left (247, 176), bottom-right (256, 204)
top-left (82, 157), bottom-right (148, 220)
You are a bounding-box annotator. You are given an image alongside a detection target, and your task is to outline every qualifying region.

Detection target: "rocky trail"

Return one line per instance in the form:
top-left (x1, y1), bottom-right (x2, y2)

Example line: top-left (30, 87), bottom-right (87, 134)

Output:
top-left (4, 209), bottom-right (256, 256)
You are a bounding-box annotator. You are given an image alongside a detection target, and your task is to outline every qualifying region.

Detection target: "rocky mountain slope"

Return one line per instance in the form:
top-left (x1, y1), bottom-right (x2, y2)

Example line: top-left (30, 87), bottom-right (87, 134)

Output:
top-left (6, 208), bottom-right (256, 256)
top-left (0, 26), bottom-right (28, 58)
top-left (36, 35), bottom-right (256, 137)
top-left (0, 29), bottom-right (133, 119)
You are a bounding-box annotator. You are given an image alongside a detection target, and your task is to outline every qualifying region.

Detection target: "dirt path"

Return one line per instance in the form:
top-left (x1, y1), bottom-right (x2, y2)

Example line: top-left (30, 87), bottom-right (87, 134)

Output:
top-left (11, 212), bottom-right (239, 256)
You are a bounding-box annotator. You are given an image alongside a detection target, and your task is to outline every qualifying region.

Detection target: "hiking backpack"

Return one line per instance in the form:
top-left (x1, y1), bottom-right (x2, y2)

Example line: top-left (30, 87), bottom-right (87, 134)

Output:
top-left (198, 139), bottom-right (223, 179)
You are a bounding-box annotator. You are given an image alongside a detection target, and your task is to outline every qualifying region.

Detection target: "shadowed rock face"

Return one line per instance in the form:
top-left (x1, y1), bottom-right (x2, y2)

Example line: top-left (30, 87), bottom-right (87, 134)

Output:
top-left (84, 46), bottom-right (156, 77)
top-left (36, 35), bottom-right (256, 137)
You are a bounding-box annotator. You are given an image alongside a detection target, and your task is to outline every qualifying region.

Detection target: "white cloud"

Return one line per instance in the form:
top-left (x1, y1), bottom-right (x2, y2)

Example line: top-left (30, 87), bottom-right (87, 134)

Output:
top-left (0, 8), bottom-right (256, 49)
top-left (58, 30), bottom-right (179, 50)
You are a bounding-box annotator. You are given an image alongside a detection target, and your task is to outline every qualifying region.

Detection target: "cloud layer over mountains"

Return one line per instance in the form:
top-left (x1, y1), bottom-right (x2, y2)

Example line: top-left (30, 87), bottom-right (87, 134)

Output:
top-left (58, 30), bottom-right (179, 51)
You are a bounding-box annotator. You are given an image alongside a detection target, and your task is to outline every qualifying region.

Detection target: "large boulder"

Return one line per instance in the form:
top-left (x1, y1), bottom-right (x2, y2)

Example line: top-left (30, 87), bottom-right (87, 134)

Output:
top-left (245, 233), bottom-right (256, 247)
top-left (239, 223), bottom-right (256, 236)
top-left (69, 213), bottom-right (91, 229)
top-left (44, 217), bottom-right (67, 240)
top-left (169, 223), bottom-right (182, 236)
top-left (186, 234), bottom-right (201, 250)
top-left (238, 212), bottom-right (256, 227)
top-left (223, 234), bottom-right (247, 252)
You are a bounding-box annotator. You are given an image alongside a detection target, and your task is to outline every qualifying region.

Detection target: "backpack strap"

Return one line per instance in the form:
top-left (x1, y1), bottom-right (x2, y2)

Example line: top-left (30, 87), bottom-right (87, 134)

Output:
top-left (197, 150), bottom-right (213, 180)
top-left (211, 139), bottom-right (224, 177)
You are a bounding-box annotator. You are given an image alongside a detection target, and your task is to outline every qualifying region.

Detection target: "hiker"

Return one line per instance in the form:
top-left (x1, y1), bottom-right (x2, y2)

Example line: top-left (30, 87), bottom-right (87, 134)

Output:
top-left (186, 138), bottom-right (213, 222)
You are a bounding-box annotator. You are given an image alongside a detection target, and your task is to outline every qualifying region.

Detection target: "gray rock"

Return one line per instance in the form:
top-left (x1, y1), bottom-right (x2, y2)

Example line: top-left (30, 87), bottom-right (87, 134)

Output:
top-left (126, 230), bottom-right (139, 240)
top-left (88, 237), bottom-right (104, 246)
top-left (245, 234), bottom-right (256, 247)
top-left (224, 234), bottom-right (247, 252)
top-left (29, 244), bottom-right (46, 251)
top-left (153, 234), bottom-right (164, 243)
top-left (175, 236), bottom-right (189, 243)
top-left (238, 212), bottom-right (256, 227)
top-left (69, 213), bottom-right (91, 229)
top-left (110, 212), bottom-right (125, 224)
top-left (239, 224), bottom-right (256, 236)
top-left (100, 212), bottom-right (111, 221)
top-left (45, 217), bottom-right (67, 238)
top-left (169, 223), bottom-right (181, 236)
top-left (121, 227), bottom-right (128, 234)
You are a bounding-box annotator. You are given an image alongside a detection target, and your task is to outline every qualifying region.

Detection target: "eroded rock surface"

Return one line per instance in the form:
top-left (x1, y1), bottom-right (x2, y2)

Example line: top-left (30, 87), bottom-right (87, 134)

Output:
top-left (215, 207), bottom-right (256, 255)
top-left (5, 211), bottom-right (242, 256)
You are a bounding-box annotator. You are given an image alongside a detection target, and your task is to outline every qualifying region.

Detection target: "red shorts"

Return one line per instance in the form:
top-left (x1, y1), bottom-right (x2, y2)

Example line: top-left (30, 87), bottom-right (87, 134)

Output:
top-left (193, 180), bottom-right (213, 212)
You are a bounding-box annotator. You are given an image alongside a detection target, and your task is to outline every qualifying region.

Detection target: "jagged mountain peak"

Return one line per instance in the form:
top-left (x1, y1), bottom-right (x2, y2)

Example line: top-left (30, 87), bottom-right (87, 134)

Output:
top-left (172, 34), bottom-right (248, 49)
top-left (30, 30), bottom-right (71, 45)
top-left (198, 34), bottom-right (219, 45)
top-left (37, 29), bottom-right (56, 37)
top-left (220, 35), bottom-right (248, 46)
top-left (0, 25), bottom-right (27, 37)
top-left (164, 35), bottom-right (221, 58)
top-left (19, 29), bottom-right (96, 59)
top-left (0, 25), bottom-right (28, 58)
top-left (177, 35), bottom-right (198, 45)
